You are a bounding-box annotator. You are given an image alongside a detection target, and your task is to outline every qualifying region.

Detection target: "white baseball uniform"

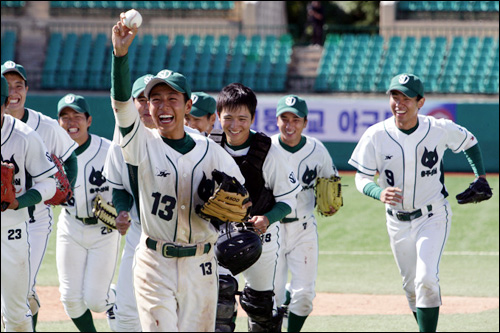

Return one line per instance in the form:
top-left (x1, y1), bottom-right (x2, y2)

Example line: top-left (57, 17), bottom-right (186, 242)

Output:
top-left (272, 134), bottom-right (338, 317)
top-left (103, 142), bottom-right (142, 332)
top-left (1, 115), bottom-right (57, 332)
top-left (112, 98), bottom-right (245, 332)
top-left (20, 107), bottom-right (78, 317)
top-left (218, 132), bottom-right (302, 292)
top-left (349, 114), bottom-right (478, 311)
top-left (56, 134), bottom-right (119, 319)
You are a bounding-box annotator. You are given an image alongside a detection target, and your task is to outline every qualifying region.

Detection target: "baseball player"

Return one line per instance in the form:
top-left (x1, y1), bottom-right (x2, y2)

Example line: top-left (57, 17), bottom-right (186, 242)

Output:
top-left (56, 93), bottom-right (119, 332)
top-left (1, 74), bottom-right (57, 332)
top-left (1, 61), bottom-right (79, 331)
top-left (211, 83), bottom-right (302, 332)
top-left (111, 17), bottom-right (246, 331)
top-left (348, 74), bottom-right (491, 332)
top-left (271, 95), bottom-right (339, 332)
top-left (184, 91), bottom-right (217, 135)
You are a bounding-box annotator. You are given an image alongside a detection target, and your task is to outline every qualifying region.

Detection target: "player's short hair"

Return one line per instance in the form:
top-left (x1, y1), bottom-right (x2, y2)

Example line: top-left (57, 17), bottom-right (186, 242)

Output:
top-left (216, 83), bottom-right (257, 119)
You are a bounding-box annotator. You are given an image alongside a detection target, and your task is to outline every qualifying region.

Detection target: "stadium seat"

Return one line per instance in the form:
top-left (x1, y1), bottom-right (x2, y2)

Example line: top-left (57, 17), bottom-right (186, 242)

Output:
top-left (41, 32), bottom-right (62, 89)
top-left (57, 33), bottom-right (77, 88)
top-left (72, 33), bottom-right (92, 89)
top-left (133, 34), bottom-right (153, 79)
top-left (87, 33), bottom-right (107, 89)
top-left (151, 35), bottom-right (169, 74)
top-left (1, 30), bottom-right (17, 64)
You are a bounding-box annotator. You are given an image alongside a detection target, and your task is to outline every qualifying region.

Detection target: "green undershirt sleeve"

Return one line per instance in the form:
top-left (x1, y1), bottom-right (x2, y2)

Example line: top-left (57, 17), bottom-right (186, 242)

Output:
top-left (63, 151), bottom-right (78, 190)
top-left (16, 189), bottom-right (42, 210)
top-left (112, 188), bottom-right (134, 214)
top-left (363, 182), bottom-right (383, 201)
top-left (463, 143), bottom-right (486, 177)
top-left (264, 202), bottom-right (292, 225)
top-left (111, 53), bottom-right (132, 102)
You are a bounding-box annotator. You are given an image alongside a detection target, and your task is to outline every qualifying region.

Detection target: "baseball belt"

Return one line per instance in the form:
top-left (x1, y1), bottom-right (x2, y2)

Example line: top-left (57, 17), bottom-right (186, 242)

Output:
top-left (66, 209), bottom-right (98, 225)
top-left (387, 204), bottom-right (433, 222)
top-left (146, 237), bottom-right (211, 258)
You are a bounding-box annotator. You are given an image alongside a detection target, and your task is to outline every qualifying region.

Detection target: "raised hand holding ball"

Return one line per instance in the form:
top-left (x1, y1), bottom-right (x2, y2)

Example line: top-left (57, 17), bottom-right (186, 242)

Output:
top-left (123, 9), bottom-right (142, 29)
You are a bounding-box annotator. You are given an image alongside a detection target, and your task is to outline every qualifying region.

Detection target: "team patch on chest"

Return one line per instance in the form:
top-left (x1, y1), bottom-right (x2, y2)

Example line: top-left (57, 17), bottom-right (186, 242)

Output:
top-left (420, 147), bottom-right (439, 178)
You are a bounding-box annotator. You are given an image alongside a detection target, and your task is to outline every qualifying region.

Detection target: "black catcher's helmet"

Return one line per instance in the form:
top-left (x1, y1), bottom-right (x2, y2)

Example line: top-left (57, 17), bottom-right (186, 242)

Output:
top-left (215, 223), bottom-right (262, 275)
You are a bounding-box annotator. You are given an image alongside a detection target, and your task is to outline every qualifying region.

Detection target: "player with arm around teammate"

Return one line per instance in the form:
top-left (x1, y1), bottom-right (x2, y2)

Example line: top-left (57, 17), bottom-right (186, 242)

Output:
top-left (272, 95), bottom-right (340, 332)
top-left (211, 83), bottom-right (302, 332)
top-left (1, 74), bottom-right (57, 332)
top-left (1, 61), bottom-right (79, 331)
top-left (111, 16), bottom-right (247, 332)
top-left (55, 94), bottom-right (119, 332)
top-left (348, 73), bottom-right (493, 332)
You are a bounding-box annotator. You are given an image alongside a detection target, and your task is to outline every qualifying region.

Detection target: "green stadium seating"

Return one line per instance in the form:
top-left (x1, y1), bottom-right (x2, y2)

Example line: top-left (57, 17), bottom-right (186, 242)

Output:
top-left (133, 34), bottom-right (153, 79)
top-left (57, 33), bottom-right (77, 88)
top-left (41, 32), bottom-right (62, 89)
top-left (151, 35), bottom-right (169, 74)
top-left (87, 33), bottom-right (107, 89)
top-left (72, 33), bottom-right (92, 89)
top-left (1, 30), bottom-right (17, 64)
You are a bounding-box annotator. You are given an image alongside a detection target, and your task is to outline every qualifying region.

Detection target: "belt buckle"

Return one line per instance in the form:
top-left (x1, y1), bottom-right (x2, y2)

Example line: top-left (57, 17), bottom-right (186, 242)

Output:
top-left (162, 243), bottom-right (176, 258)
top-left (396, 212), bottom-right (409, 221)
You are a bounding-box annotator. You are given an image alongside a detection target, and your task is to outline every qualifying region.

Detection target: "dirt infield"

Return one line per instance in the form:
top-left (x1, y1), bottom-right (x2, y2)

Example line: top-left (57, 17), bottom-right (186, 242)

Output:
top-left (37, 286), bottom-right (498, 322)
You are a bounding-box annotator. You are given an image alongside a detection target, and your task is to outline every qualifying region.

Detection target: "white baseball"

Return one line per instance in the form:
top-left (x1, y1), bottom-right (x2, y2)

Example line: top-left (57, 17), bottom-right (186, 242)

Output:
top-left (123, 9), bottom-right (142, 29)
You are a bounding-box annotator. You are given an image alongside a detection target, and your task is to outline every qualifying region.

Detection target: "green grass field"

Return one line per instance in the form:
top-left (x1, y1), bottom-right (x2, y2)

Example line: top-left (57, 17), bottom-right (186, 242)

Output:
top-left (16, 174), bottom-right (500, 332)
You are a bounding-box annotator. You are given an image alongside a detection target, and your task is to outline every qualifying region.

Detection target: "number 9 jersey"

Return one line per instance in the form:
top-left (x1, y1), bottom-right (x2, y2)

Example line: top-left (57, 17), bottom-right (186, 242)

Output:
top-left (349, 114), bottom-right (478, 211)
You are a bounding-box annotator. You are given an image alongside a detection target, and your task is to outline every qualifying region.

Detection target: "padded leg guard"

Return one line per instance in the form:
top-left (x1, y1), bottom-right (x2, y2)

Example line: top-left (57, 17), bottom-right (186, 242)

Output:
top-left (247, 307), bottom-right (285, 332)
top-left (240, 287), bottom-right (279, 332)
top-left (215, 275), bottom-right (239, 332)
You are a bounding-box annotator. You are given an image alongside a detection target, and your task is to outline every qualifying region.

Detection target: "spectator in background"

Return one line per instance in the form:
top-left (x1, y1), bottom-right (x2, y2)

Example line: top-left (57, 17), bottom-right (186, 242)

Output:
top-left (307, 1), bottom-right (325, 46)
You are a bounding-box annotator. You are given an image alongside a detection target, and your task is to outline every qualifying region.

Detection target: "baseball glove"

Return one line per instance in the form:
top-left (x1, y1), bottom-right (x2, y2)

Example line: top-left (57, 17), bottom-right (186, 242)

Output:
top-left (44, 154), bottom-right (73, 206)
top-left (197, 170), bottom-right (251, 223)
top-left (315, 176), bottom-right (343, 216)
top-left (456, 177), bottom-right (493, 204)
top-left (1, 162), bottom-right (16, 212)
top-left (92, 194), bottom-right (120, 229)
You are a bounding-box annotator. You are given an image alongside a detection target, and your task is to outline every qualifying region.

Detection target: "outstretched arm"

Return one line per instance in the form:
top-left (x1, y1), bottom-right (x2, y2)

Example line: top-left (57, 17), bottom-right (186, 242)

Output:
top-left (111, 13), bottom-right (138, 103)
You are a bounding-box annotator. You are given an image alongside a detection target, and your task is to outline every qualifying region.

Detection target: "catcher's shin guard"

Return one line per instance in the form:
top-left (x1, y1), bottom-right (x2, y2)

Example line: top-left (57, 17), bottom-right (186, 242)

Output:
top-left (240, 286), bottom-right (279, 332)
top-left (215, 275), bottom-right (239, 332)
top-left (247, 307), bottom-right (285, 332)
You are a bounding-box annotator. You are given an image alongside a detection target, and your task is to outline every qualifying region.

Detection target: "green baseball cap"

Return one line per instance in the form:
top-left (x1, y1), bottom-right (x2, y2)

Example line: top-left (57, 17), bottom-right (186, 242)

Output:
top-left (387, 73), bottom-right (424, 98)
top-left (276, 95), bottom-right (308, 118)
top-left (1, 75), bottom-right (8, 106)
top-left (190, 92), bottom-right (216, 117)
top-left (57, 94), bottom-right (90, 116)
top-left (144, 69), bottom-right (191, 100)
top-left (1, 61), bottom-right (28, 85)
top-left (132, 74), bottom-right (154, 98)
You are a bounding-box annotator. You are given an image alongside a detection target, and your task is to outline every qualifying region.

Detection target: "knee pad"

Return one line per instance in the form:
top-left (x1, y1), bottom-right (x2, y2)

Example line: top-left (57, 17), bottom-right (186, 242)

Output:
top-left (216, 275), bottom-right (238, 332)
top-left (240, 286), bottom-right (274, 323)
